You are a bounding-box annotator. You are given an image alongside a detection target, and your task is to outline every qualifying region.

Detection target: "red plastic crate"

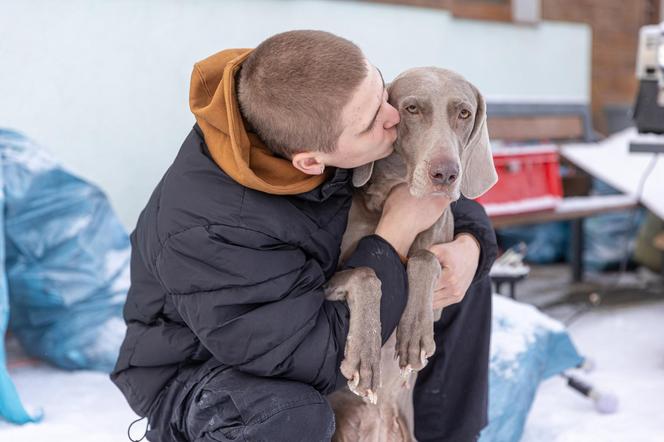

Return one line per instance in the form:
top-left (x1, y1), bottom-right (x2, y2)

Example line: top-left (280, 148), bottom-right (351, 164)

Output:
top-left (476, 145), bottom-right (563, 216)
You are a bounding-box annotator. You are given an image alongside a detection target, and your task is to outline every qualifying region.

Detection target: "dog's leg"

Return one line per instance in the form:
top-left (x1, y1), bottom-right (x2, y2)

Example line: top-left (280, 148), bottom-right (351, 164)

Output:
top-left (395, 249), bottom-right (441, 377)
top-left (323, 268), bottom-right (382, 403)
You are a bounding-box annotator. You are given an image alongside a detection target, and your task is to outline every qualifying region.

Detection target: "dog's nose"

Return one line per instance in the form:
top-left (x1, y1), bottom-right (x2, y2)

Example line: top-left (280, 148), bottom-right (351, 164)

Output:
top-left (429, 160), bottom-right (459, 185)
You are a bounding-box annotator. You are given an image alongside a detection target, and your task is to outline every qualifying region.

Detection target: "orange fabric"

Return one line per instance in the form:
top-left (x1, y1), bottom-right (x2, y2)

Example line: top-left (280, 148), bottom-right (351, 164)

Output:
top-left (397, 252), bottom-right (409, 265)
top-left (189, 48), bottom-right (333, 195)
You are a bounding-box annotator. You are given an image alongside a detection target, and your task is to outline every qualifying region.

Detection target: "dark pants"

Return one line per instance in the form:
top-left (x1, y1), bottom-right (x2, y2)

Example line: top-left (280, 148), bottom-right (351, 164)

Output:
top-left (412, 276), bottom-right (492, 442)
top-left (146, 358), bottom-right (336, 441)
top-left (146, 277), bottom-right (491, 442)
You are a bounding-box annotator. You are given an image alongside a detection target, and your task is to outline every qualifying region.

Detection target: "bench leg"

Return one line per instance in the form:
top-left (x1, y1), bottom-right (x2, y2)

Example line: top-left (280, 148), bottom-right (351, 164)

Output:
top-left (571, 219), bottom-right (585, 283)
top-left (493, 281), bottom-right (503, 296)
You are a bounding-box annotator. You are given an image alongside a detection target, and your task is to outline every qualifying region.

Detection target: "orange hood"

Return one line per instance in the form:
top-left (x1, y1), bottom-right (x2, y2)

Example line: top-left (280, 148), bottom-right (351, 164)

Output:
top-left (189, 48), bottom-right (333, 195)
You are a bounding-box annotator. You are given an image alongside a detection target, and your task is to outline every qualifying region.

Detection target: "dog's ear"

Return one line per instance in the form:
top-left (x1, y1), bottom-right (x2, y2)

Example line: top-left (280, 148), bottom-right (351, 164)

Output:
top-left (460, 86), bottom-right (497, 199)
top-left (352, 161), bottom-right (374, 187)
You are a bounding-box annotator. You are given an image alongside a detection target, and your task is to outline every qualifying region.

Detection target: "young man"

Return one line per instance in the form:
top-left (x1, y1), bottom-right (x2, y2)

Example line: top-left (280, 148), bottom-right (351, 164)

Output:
top-left (111, 30), bottom-right (497, 442)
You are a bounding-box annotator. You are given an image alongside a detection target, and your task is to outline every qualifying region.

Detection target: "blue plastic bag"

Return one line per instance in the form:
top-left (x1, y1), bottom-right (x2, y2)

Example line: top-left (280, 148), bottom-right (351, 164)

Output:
top-left (1, 128), bottom-right (130, 372)
top-left (0, 130), bottom-right (41, 424)
top-left (583, 179), bottom-right (645, 271)
top-left (496, 178), bottom-right (645, 270)
top-left (498, 222), bottom-right (570, 264)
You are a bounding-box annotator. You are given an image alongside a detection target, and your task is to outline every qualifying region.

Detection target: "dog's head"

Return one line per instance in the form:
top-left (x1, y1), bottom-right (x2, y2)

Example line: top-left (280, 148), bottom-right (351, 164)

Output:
top-left (352, 67), bottom-right (497, 201)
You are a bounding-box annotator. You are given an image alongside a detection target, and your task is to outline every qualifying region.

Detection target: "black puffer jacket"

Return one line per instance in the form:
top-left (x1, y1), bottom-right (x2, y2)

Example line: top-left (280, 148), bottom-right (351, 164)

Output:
top-left (110, 124), bottom-right (497, 417)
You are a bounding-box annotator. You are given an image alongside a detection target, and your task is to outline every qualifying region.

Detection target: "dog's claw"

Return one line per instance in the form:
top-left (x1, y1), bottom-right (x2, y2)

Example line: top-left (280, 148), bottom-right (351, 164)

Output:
top-left (400, 364), bottom-right (412, 379)
top-left (351, 371), bottom-right (359, 388)
top-left (347, 371), bottom-right (360, 396)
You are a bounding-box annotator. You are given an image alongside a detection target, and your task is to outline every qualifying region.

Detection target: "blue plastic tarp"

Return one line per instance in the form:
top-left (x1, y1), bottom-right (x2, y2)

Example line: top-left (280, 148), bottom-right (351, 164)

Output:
top-left (480, 295), bottom-right (584, 442)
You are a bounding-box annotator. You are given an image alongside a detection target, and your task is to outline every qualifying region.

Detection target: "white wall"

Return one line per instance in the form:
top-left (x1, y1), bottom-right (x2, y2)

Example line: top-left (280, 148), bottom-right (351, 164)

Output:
top-left (0, 0), bottom-right (591, 230)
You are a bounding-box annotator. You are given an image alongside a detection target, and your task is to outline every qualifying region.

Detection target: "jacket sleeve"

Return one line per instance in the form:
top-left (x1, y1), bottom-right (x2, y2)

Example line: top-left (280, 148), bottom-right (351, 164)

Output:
top-left (450, 196), bottom-right (498, 284)
top-left (154, 224), bottom-right (407, 395)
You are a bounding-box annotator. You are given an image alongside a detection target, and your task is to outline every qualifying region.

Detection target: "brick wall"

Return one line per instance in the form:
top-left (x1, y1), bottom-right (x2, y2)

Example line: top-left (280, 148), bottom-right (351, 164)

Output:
top-left (541, 0), bottom-right (661, 133)
top-left (362, 0), bottom-right (662, 134)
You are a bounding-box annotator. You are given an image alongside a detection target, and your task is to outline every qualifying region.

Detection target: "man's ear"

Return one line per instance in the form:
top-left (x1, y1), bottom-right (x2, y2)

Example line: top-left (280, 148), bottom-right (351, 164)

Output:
top-left (460, 86), bottom-right (498, 199)
top-left (291, 152), bottom-right (324, 175)
top-left (352, 161), bottom-right (374, 187)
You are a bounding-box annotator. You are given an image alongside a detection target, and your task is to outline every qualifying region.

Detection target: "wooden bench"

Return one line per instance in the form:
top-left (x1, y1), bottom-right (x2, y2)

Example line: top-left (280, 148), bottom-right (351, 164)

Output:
top-left (485, 102), bottom-right (640, 283)
top-left (489, 195), bottom-right (639, 282)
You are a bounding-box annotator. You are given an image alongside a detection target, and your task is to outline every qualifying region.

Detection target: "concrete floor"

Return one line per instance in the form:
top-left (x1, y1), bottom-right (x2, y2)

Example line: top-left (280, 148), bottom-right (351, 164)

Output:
top-left (496, 263), bottom-right (664, 324)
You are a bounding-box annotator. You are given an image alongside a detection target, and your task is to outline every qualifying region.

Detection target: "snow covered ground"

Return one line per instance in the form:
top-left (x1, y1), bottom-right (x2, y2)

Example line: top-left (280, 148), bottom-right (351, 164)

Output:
top-left (0, 365), bottom-right (140, 441)
top-left (1, 297), bottom-right (663, 441)
top-left (522, 299), bottom-right (664, 442)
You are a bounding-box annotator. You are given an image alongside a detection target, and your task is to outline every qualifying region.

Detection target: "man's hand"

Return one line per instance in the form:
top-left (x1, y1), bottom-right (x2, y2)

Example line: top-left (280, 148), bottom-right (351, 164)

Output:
top-left (428, 233), bottom-right (480, 310)
top-left (376, 184), bottom-right (451, 257)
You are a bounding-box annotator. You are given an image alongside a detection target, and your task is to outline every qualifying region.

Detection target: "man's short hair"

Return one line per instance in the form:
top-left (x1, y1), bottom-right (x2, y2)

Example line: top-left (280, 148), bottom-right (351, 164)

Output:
top-left (237, 30), bottom-right (367, 158)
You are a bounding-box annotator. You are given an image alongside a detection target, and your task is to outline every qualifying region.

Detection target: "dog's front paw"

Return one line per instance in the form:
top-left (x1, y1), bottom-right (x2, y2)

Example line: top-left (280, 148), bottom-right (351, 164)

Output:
top-left (395, 303), bottom-right (436, 377)
top-left (395, 249), bottom-right (440, 378)
top-left (340, 324), bottom-right (381, 404)
top-left (339, 269), bottom-right (382, 404)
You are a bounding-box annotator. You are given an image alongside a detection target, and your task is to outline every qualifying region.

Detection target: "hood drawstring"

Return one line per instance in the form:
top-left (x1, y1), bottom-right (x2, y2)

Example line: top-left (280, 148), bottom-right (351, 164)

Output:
top-left (127, 415), bottom-right (149, 442)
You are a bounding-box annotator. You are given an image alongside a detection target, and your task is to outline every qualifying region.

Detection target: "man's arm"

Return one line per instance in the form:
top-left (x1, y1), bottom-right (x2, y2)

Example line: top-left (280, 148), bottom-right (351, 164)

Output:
top-left (450, 196), bottom-right (498, 283)
top-left (154, 224), bottom-right (407, 396)
top-left (427, 197), bottom-right (498, 309)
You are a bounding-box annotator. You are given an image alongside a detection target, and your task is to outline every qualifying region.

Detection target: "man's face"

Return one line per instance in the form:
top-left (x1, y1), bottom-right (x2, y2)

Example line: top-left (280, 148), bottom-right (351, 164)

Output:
top-left (291, 59), bottom-right (400, 173)
top-left (329, 60), bottom-right (400, 168)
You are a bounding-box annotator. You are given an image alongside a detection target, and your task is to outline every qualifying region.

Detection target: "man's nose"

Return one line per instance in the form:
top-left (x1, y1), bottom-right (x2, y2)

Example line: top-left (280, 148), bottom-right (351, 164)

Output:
top-left (384, 103), bottom-right (400, 128)
top-left (429, 159), bottom-right (460, 185)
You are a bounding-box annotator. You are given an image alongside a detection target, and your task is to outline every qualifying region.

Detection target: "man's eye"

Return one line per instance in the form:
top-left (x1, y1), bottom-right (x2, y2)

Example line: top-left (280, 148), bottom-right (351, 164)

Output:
top-left (459, 109), bottom-right (471, 119)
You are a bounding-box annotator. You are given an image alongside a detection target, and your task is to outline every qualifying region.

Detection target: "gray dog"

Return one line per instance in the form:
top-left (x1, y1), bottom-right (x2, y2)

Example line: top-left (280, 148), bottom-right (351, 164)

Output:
top-left (324, 67), bottom-right (498, 441)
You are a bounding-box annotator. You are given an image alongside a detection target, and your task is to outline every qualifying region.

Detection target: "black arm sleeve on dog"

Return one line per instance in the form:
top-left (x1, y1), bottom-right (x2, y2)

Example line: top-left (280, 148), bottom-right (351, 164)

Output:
top-left (451, 196), bottom-right (498, 284)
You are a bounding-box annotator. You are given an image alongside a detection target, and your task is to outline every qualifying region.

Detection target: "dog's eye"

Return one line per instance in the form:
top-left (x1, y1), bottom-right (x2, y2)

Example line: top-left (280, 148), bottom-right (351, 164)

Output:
top-left (405, 104), bottom-right (419, 114)
top-left (459, 109), bottom-right (471, 119)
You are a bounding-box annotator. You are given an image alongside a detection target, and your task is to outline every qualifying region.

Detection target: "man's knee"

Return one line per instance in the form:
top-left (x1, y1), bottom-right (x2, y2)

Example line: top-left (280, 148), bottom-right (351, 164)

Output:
top-left (190, 368), bottom-right (335, 441)
top-left (243, 396), bottom-right (335, 442)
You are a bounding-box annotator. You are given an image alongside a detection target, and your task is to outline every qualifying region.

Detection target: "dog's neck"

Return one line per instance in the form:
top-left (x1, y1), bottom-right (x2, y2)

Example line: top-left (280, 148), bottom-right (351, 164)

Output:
top-left (357, 153), bottom-right (408, 214)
